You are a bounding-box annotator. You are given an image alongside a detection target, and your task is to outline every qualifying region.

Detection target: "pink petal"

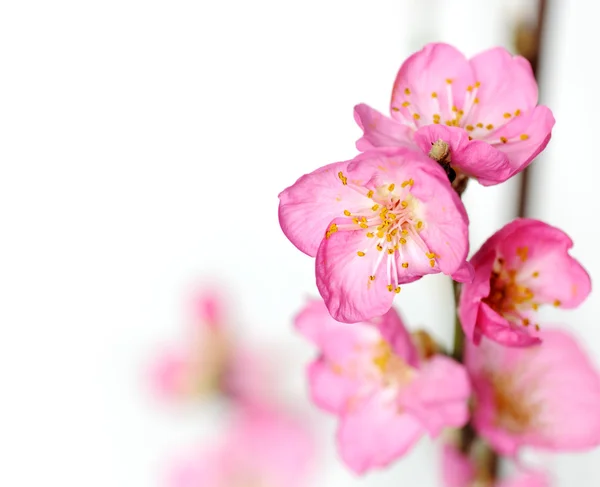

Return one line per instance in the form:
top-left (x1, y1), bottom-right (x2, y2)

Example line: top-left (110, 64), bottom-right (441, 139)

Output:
top-left (150, 349), bottom-right (190, 399)
top-left (398, 356), bottom-right (471, 436)
top-left (466, 47), bottom-right (538, 132)
top-left (354, 103), bottom-right (415, 151)
top-left (307, 358), bottom-right (359, 414)
top-left (482, 106), bottom-right (555, 180)
top-left (336, 391), bottom-right (424, 474)
top-left (371, 305), bottom-right (419, 368)
top-left (413, 124), bottom-right (512, 184)
top-left (315, 218), bottom-right (396, 323)
top-left (441, 443), bottom-right (476, 487)
top-left (477, 303), bottom-right (541, 347)
top-left (278, 159), bottom-right (372, 257)
top-left (391, 43), bottom-right (474, 126)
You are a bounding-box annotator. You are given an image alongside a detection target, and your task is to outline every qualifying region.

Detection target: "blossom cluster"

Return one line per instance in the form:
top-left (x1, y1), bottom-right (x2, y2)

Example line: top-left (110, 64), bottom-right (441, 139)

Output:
top-left (279, 43), bottom-right (600, 484)
top-left (149, 289), bottom-right (315, 487)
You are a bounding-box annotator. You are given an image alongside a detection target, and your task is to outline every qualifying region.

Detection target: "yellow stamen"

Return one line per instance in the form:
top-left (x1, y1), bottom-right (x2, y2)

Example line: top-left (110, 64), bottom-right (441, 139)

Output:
top-left (357, 251), bottom-right (365, 257)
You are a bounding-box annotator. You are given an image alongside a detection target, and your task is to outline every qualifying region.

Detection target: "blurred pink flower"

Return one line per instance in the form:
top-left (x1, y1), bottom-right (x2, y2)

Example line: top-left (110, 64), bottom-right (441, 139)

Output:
top-left (442, 443), bottom-right (550, 487)
top-left (279, 147), bottom-right (471, 323)
top-left (169, 404), bottom-right (315, 487)
top-left (458, 218), bottom-right (590, 347)
top-left (466, 330), bottom-right (600, 456)
top-left (295, 299), bottom-right (471, 474)
top-left (354, 43), bottom-right (555, 186)
top-left (150, 290), bottom-right (269, 403)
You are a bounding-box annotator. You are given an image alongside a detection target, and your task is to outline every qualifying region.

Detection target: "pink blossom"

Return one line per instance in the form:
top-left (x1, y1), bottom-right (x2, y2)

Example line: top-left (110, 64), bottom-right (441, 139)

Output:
top-left (458, 218), bottom-right (590, 347)
top-left (354, 43), bottom-right (555, 186)
top-left (169, 403), bottom-right (315, 487)
top-left (279, 147), bottom-right (471, 323)
top-left (466, 330), bottom-right (600, 456)
top-left (295, 299), bottom-right (471, 473)
top-left (441, 443), bottom-right (550, 487)
top-left (149, 290), bottom-right (269, 403)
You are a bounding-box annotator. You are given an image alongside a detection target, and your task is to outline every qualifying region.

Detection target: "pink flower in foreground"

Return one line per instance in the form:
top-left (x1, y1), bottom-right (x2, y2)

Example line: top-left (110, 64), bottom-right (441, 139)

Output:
top-left (169, 404), bottom-right (315, 487)
top-left (295, 299), bottom-right (471, 473)
top-left (442, 443), bottom-right (550, 487)
top-left (354, 43), bottom-right (555, 186)
top-left (458, 218), bottom-right (590, 347)
top-left (279, 147), bottom-right (471, 323)
top-left (150, 290), bottom-right (268, 403)
top-left (466, 330), bottom-right (600, 456)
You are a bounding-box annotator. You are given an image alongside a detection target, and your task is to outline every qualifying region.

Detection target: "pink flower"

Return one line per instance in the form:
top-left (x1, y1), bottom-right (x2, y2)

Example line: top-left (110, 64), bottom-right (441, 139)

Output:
top-left (354, 43), bottom-right (555, 186)
top-left (295, 299), bottom-right (471, 474)
top-left (441, 443), bottom-right (550, 487)
top-left (466, 330), bottom-right (600, 456)
top-left (279, 147), bottom-right (471, 323)
top-left (169, 403), bottom-right (315, 487)
top-left (149, 289), bottom-right (269, 403)
top-left (458, 218), bottom-right (591, 347)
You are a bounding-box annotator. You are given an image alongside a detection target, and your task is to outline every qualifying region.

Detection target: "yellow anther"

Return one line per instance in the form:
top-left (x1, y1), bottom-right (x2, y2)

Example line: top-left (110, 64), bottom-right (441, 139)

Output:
top-left (402, 101), bottom-right (410, 107)
top-left (369, 275), bottom-right (376, 281)
top-left (367, 190), bottom-right (374, 198)
top-left (500, 136), bottom-right (508, 143)
top-left (377, 230), bottom-right (384, 239)
top-left (402, 229), bottom-right (408, 236)
top-left (357, 251), bottom-right (365, 257)
top-left (387, 284), bottom-right (394, 292)
top-left (458, 109), bottom-right (464, 116)
top-left (402, 262), bottom-right (409, 268)
top-left (474, 97), bottom-right (480, 104)
top-left (523, 318), bottom-right (530, 326)
top-left (325, 223), bottom-right (338, 239)
top-left (515, 109), bottom-right (521, 116)
top-left (343, 209), bottom-right (351, 216)
top-left (390, 229), bottom-right (398, 236)
top-left (404, 88), bottom-right (411, 95)
top-left (359, 222), bottom-right (368, 229)
top-left (426, 252), bottom-right (435, 259)
top-left (532, 271), bottom-right (539, 278)
top-left (516, 246), bottom-right (528, 262)
top-left (371, 204), bottom-right (380, 211)
top-left (429, 259), bottom-right (435, 267)
top-left (400, 237), bottom-right (407, 245)
top-left (446, 78), bottom-right (453, 84)
top-left (388, 213), bottom-right (396, 220)
top-left (475, 81), bottom-right (481, 88)
top-left (520, 134), bottom-right (529, 140)
top-left (452, 106), bottom-right (458, 112)
top-left (386, 234), bottom-right (392, 242)
top-left (468, 136), bottom-right (473, 141)
top-left (387, 248), bottom-right (394, 255)
top-left (467, 85), bottom-right (473, 92)
top-left (366, 232), bottom-right (374, 238)
top-left (401, 200), bottom-right (408, 208)
top-left (413, 113), bottom-right (420, 120)
top-left (376, 244), bottom-right (383, 251)
top-left (466, 124), bottom-right (474, 131)
top-left (486, 124), bottom-right (494, 130)
top-left (388, 183), bottom-right (395, 192)
top-left (361, 216), bottom-right (367, 223)
top-left (338, 171), bottom-right (348, 185)
top-left (532, 303), bottom-right (539, 311)
top-left (476, 122), bottom-right (483, 128)
top-left (431, 92), bottom-right (438, 98)
top-left (535, 324), bottom-right (540, 331)
top-left (503, 112), bottom-right (512, 119)
top-left (394, 286), bottom-right (401, 294)
top-left (432, 113), bottom-right (441, 120)
top-left (416, 221), bottom-right (423, 229)
top-left (553, 299), bottom-right (561, 307)
top-left (352, 217), bottom-right (359, 224)
top-left (380, 207), bottom-right (388, 216)
top-left (391, 107), bottom-right (400, 112)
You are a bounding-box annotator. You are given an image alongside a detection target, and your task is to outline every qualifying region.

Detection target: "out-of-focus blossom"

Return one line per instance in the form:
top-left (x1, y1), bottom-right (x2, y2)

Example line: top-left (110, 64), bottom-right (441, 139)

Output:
top-left (354, 43), bottom-right (555, 186)
top-left (442, 443), bottom-right (550, 487)
top-left (466, 330), bottom-right (600, 456)
top-left (279, 148), bottom-right (471, 323)
top-left (458, 218), bottom-right (590, 347)
top-left (150, 290), bottom-right (269, 403)
top-left (169, 403), bottom-right (315, 487)
top-left (295, 299), bottom-right (471, 473)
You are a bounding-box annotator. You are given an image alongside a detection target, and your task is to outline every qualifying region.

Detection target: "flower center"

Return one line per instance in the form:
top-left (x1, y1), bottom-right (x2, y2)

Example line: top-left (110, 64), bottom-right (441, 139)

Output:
top-left (490, 372), bottom-right (541, 434)
top-left (371, 339), bottom-right (413, 387)
top-left (327, 173), bottom-right (439, 292)
top-left (482, 256), bottom-right (540, 331)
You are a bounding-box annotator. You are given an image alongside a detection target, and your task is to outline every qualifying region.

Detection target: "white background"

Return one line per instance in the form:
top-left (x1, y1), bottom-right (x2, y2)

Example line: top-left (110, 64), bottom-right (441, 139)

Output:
top-left (0, 0), bottom-right (598, 485)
